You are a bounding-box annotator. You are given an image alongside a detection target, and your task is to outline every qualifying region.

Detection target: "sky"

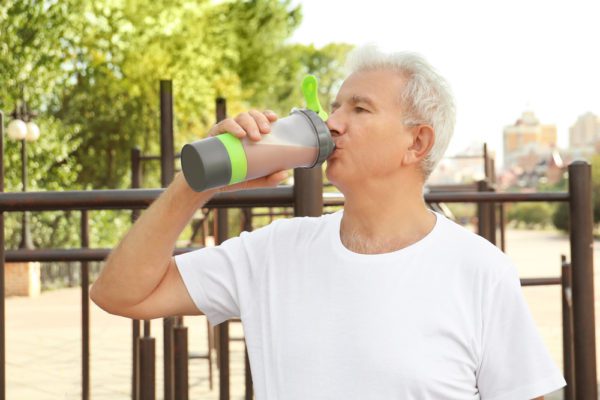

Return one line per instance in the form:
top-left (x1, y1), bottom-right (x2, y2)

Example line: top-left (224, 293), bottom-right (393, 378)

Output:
top-left (289, 0), bottom-right (600, 167)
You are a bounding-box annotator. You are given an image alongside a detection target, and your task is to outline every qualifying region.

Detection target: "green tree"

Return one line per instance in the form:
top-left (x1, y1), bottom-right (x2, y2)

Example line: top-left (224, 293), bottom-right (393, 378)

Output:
top-left (1, 0), bottom-right (353, 252)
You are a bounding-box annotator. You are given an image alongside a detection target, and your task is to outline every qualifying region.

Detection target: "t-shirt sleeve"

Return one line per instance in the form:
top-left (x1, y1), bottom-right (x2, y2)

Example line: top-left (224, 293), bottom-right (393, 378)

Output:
top-left (476, 261), bottom-right (566, 400)
top-left (174, 221), bottom-right (275, 326)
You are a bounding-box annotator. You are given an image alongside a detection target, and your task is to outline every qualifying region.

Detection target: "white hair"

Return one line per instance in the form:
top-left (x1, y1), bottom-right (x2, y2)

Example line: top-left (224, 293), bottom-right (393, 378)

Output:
top-left (345, 45), bottom-right (456, 179)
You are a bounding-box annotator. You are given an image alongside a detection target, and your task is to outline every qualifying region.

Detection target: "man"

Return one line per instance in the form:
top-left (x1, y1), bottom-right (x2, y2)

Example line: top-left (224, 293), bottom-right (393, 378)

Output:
top-left (91, 46), bottom-right (566, 399)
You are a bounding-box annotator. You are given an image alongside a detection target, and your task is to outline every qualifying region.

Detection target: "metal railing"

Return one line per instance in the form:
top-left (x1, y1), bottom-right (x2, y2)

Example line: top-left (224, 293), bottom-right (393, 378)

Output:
top-left (1, 82), bottom-right (596, 400)
top-left (0, 162), bottom-right (595, 400)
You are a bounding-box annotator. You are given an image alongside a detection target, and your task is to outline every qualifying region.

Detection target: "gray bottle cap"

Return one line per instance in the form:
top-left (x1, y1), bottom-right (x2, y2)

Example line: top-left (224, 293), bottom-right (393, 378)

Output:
top-left (291, 109), bottom-right (336, 167)
top-left (181, 137), bottom-right (232, 192)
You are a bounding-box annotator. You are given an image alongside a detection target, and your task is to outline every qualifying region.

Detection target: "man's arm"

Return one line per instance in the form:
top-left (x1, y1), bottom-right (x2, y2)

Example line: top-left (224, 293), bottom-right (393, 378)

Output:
top-left (90, 173), bottom-right (217, 319)
top-left (90, 110), bottom-right (284, 320)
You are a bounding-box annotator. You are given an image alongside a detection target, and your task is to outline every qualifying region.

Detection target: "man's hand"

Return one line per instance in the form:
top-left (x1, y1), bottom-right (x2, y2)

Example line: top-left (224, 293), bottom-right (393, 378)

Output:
top-left (207, 109), bottom-right (289, 193)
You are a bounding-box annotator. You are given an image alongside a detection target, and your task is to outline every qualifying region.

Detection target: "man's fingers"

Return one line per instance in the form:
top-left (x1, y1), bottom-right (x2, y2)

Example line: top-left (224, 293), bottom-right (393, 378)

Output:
top-left (249, 110), bottom-right (272, 134)
top-left (207, 118), bottom-right (245, 138)
top-left (235, 112), bottom-right (261, 141)
top-left (263, 110), bottom-right (278, 122)
top-left (207, 109), bottom-right (278, 140)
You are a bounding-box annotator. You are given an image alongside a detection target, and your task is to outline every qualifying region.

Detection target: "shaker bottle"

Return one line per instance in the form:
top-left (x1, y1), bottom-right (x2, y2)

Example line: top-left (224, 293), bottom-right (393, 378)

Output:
top-left (181, 75), bottom-right (335, 192)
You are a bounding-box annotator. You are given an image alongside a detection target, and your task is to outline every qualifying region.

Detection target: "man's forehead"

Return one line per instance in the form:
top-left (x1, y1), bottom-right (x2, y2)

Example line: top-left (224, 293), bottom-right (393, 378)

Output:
top-left (334, 70), bottom-right (405, 105)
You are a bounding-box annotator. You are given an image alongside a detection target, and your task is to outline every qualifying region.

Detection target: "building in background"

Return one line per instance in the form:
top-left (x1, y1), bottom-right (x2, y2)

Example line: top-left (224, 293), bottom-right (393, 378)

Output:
top-left (569, 111), bottom-right (600, 159)
top-left (503, 111), bottom-right (557, 172)
top-left (500, 111), bottom-right (563, 189)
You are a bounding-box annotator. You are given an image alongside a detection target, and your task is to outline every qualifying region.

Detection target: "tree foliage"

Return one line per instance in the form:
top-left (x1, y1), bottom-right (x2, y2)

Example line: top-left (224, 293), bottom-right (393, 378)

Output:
top-left (1, 0), bottom-right (353, 250)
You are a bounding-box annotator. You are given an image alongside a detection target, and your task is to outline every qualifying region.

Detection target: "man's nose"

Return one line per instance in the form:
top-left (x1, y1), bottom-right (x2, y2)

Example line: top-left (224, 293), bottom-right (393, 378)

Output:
top-left (326, 111), bottom-right (344, 137)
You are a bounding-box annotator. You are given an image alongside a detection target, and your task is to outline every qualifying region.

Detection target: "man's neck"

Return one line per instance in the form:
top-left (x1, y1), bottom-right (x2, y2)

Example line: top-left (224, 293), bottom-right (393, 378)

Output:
top-left (339, 176), bottom-right (436, 255)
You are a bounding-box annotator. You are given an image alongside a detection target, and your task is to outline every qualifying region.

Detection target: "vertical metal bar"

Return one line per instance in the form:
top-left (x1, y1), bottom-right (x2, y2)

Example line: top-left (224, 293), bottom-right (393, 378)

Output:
top-left (568, 161), bottom-right (597, 399)
top-left (160, 80), bottom-right (175, 187)
top-left (483, 143), bottom-right (489, 180)
top-left (173, 326), bottom-right (188, 400)
top-left (215, 97), bottom-right (231, 400)
top-left (132, 320), bottom-right (140, 400)
top-left (81, 210), bottom-right (90, 400)
top-left (163, 317), bottom-right (174, 400)
top-left (488, 185), bottom-right (496, 246)
top-left (499, 203), bottom-right (506, 252)
top-left (131, 147), bottom-right (142, 400)
top-left (0, 111), bottom-right (6, 400)
top-left (293, 167), bottom-right (323, 217)
top-left (139, 336), bottom-right (155, 400)
top-left (476, 180), bottom-right (494, 244)
top-left (243, 207), bottom-right (254, 399)
top-left (161, 80), bottom-right (176, 400)
top-left (19, 139), bottom-right (32, 249)
top-left (561, 255), bottom-right (575, 400)
top-left (244, 344), bottom-right (253, 400)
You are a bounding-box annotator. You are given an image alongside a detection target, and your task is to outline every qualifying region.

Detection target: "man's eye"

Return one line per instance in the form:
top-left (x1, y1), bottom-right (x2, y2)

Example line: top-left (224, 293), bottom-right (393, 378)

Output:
top-left (355, 107), bottom-right (368, 113)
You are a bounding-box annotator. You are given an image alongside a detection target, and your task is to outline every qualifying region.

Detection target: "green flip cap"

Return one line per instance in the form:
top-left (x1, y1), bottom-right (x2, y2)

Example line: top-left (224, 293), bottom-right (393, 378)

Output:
top-left (302, 75), bottom-right (328, 121)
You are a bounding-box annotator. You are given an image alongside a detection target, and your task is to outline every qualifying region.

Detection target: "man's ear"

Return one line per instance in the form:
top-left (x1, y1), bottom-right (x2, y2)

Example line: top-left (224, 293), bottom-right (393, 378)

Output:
top-left (402, 125), bottom-right (435, 166)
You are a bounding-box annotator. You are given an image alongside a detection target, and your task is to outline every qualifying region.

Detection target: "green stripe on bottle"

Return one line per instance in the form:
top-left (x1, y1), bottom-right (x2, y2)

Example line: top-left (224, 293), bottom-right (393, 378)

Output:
top-left (216, 133), bottom-right (248, 184)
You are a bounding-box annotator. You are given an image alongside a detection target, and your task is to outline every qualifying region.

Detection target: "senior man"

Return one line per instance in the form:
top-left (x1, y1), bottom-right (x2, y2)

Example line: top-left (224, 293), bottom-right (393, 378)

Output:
top-left (91, 46), bottom-right (566, 399)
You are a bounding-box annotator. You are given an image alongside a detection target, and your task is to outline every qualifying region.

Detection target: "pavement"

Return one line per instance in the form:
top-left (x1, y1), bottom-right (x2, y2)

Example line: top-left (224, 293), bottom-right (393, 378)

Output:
top-left (6, 227), bottom-right (599, 399)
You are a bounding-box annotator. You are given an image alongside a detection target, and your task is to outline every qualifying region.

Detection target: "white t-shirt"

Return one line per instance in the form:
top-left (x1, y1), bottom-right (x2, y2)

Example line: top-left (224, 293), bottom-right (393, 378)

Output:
top-left (175, 210), bottom-right (566, 400)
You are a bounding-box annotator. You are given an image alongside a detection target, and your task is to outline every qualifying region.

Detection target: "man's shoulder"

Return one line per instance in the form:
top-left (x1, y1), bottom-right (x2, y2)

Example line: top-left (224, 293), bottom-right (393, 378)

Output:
top-left (435, 214), bottom-right (515, 276)
top-left (438, 215), bottom-right (504, 254)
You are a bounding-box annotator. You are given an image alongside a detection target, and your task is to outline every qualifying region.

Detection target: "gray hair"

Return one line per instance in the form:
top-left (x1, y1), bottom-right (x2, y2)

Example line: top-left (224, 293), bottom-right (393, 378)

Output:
top-left (345, 45), bottom-right (456, 179)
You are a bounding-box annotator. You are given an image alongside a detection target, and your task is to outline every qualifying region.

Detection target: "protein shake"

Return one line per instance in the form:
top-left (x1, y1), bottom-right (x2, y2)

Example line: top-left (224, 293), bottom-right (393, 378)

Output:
top-left (181, 108), bottom-right (334, 192)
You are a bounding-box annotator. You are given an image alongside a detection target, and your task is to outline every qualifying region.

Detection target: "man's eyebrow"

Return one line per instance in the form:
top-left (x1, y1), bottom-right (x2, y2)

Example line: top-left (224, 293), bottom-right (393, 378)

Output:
top-left (350, 95), bottom-right (376, 108)
top-left (330, 95), bottom-right (376, 110)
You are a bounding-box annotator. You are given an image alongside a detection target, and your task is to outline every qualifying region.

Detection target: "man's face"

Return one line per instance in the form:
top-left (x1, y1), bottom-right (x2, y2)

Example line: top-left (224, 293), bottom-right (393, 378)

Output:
top-left (325, 68), bottom-right (414, 192)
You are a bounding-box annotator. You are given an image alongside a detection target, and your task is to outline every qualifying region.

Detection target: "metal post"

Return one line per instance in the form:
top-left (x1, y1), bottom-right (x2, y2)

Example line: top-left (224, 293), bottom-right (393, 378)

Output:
top-left (81, 210), bottom-right (90, 400)
top-left (131, 147), bottom-right (142, 400)
top-left (140, 326), bottom-right (156, 400)
top-left (488, 185), bottom-right (496, 246)
top-left (476, 180), bottom-right (493, 243)
top-left (173, 326), bottom-right (189, 400)
top-left (561, 255), bottom-right (575, 400)
top-left (160, 80), bottom-right (176, 400)
top-left (215, 206), bottom-right (230, 400)
top-left (0, 111), bottom-right (6, 400)
top-left (244, 345), bottom-right (253, 400)
top-left (483, 143), bottom-right (489, 180)
top-left (243, 207), bottom-right (254, 399)
top-left (568, 161), bottom-right (597, 399)
top-left (160, 80), bottom-right (175, 187)
top-left (499, 203), bottom-right (506, 252)
top-left (293, 167), bottom-right (323, 217)
top-left (213, 97), bottom-right (231, 400)
top-left (19, 139), bottom-right (33, 249)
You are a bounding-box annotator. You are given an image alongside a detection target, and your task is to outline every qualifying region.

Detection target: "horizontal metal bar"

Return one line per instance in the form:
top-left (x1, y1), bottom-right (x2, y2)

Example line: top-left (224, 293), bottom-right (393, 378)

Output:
top-left (521, 277), bottom-right (561, 286)
top-left (425, 191), bottom-right (569, 203)
top-left (0, 186), bottom-right (295, 212)
top-left (324, 191), bottom-right (569, 206)
top-left (4, 247), bottom-right (201, 263)
top-left (0, 187), bottom-right (568, 212)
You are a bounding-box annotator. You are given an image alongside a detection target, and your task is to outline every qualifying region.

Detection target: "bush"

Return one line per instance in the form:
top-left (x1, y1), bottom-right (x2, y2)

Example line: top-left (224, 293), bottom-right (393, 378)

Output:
top-left (507, 203), bottom-right (553, 229)
top-left (552, 202), bottom-right (569, 232)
